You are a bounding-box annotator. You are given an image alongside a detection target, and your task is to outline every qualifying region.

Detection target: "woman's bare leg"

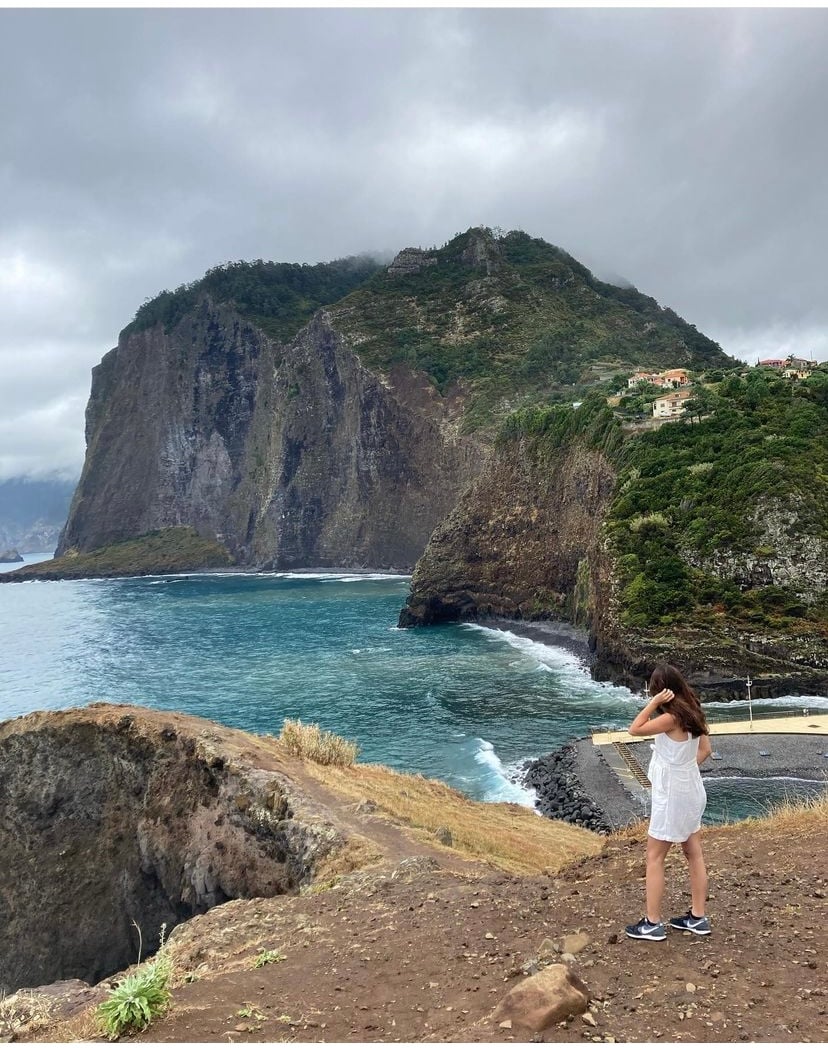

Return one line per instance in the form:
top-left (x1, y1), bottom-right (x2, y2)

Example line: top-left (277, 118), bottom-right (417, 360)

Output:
top-left (681, 830), bottom-right (708, 916)
top-left (646, 836), bottom-right (673, 923)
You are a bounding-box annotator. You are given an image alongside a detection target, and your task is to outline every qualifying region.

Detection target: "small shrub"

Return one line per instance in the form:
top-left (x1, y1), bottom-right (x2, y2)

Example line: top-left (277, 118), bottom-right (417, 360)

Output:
top-left (253, 949), bottom-right (285, 968)
top-left (628, 511), bottom-right (669, 533)
top-left (279, 719), bottom-right (359, 766)
top-left (96, 949), bottom-right (172, 1038)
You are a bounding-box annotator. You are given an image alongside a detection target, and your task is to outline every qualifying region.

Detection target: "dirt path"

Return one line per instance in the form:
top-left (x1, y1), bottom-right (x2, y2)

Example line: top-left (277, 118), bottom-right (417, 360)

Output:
top-left (46, 814), bottom-right (821, 1045)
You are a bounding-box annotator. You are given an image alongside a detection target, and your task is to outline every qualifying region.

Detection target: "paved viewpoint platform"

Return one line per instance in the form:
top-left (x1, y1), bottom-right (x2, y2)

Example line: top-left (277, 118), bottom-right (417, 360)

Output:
top-left (579, 714), bottom-right (828, 829)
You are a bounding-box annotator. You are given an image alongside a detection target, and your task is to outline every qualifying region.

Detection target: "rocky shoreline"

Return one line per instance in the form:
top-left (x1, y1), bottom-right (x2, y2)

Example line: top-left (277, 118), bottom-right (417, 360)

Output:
top-left (522, 744), bottom-right (617, 834)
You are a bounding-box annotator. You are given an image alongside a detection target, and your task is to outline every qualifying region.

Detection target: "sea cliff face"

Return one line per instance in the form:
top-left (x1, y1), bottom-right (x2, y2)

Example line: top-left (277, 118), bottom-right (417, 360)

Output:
top-left (400, 422), bottom-right (828, 700)
top-left (58, 302), bottom-right (482, 570)
top-left (55, 227), bottom-right (733, 575)
top-left (399, 440), bottom-right (616, 626)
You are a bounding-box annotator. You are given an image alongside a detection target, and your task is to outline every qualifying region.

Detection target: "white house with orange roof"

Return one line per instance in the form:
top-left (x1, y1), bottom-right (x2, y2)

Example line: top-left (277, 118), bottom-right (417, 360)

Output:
top-left (628, 367), bottom-right (690, 390)
top-left (652, 388), bottom-right (693, 419)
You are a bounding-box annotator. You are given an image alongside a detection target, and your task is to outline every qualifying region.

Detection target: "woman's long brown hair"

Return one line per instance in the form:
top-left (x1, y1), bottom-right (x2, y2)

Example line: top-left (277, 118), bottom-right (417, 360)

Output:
top-left (649, 663), bottom-right (709, 738)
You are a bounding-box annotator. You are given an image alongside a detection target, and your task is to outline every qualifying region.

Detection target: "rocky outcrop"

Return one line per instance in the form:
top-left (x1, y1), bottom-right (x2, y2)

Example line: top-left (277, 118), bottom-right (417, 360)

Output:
top-left (399, 439), bottom-right (616, 625)
top-left (386, 247), bottom-right (437, 277)
top-left (682, 497), bottom-right (828, 601)
top-left (399, 430), bottom-right (828, 699)
top-left (0, 705), bottom-right (350, 994)
top-left (57, 303), bottom-right (483, 571)
top-left (0, 547), bottom-right (23, 562)
top-left (0, 527), bottom-right (231, 582)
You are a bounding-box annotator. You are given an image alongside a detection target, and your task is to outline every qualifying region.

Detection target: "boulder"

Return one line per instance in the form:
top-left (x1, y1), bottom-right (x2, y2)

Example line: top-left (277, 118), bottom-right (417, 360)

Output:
top-left (492, 963), bottom-right (590, 1032)
top-left (0, 549), bottom-right (23, 563)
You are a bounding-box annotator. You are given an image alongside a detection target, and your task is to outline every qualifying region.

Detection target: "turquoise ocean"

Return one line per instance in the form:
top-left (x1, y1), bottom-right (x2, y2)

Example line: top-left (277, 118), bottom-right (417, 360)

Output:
top-left (1, 557), bottom-right (826, 824)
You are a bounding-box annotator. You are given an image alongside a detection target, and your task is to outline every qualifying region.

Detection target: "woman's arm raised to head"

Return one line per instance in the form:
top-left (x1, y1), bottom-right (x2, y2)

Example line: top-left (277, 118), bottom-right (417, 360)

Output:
top-left (696, 733), bottom-right (712, 765)
top-left (628, 689), bottom-right (677, 737)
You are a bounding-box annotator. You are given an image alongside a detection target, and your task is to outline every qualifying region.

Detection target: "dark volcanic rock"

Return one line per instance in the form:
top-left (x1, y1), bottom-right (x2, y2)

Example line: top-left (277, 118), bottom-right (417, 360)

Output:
top-left (523, 743), bottom-right (612, 833)
top-left (399, 440), bottom-right (616, 626)
top-left (0, 705), bottom-right (347, 994)
top-left (58, 304), bottom-right (483, 571)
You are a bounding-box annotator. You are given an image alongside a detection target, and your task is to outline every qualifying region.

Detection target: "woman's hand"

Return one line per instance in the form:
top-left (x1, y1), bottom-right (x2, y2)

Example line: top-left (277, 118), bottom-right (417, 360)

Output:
top-left (628, 687), bottom-right (677, 736)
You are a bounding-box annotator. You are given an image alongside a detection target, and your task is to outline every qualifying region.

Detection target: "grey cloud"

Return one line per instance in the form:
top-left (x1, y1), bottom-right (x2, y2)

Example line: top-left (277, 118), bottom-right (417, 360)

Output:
top-left (1, 8), bottom-right (826, 479)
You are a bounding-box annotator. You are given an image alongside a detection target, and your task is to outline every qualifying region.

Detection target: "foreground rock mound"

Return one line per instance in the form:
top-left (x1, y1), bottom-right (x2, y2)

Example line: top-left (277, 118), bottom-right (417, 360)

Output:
top-left (0, 706), bottom-right (346, 994)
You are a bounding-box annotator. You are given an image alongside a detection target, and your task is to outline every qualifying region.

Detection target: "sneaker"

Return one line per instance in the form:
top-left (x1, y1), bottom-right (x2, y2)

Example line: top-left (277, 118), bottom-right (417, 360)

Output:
top-left (669, 910), bottom-right (711, 935)
top-left (625, 917), bottom-right (667, 941)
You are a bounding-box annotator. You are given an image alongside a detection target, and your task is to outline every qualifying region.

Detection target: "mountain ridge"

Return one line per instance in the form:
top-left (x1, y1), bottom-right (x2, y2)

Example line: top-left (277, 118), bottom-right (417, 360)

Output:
top-left (51, 225), bottom-right (734, 573)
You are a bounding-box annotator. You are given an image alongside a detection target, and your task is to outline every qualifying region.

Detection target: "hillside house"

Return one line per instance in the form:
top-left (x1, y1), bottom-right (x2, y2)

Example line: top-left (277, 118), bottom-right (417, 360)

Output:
top-left (759, 354), bottom-right (818, 378)
top-left (652, 388), bottom-right (692, 419)
top-left (628, 368), bottom-right (690, 389)
top-left (786, 355), bottom-right (818, 371)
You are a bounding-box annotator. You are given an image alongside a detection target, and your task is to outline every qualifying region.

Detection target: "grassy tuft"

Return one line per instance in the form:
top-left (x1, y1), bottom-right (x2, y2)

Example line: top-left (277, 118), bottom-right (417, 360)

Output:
top-left (0, 990), bottom-right (55, 1041)
top-left (740, 785), bottom-right (828, 831)
top-left (96, 948), bottom-right (173, 1039)
top-left (252, 949), bottom-right (284, 968)
top-left (279, 718), bottom-right (360, 766)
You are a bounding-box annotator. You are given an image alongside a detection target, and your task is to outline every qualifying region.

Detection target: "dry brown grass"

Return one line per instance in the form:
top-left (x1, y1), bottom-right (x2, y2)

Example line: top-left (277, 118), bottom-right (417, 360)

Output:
top-left (0, 989), bottom-right (57, 1041)
top-left (33, 1007), bottom-right (101, 1044)
top-left (279, 719), bottom-right (359, 766)
top-left (608, 787), bottom-right (828, 841)
top-left (300, 759), bottom-right (603, 876)
top-left (309, 832), bottom-right (385, 889)
top-left (716, 785), bottom-right (828, 834)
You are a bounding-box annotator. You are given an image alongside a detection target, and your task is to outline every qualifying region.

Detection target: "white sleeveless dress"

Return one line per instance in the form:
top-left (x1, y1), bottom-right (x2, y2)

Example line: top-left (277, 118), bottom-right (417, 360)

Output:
top-left (647, 731), bottom-right (707, 842)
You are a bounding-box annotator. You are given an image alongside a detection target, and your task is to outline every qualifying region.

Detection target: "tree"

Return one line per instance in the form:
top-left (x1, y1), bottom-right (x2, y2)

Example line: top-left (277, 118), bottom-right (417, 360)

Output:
top-left (684, 383), bottom-right (717, 423)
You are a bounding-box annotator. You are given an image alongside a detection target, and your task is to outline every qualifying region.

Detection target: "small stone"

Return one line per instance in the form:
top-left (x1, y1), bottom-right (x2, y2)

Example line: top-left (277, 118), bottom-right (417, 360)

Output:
top-left (582, 1011), bottom-right (597, 1027)
top-left (561, 932), bottom-right (591, 955)
top-left (485, 932), bottom-right (496, 940)
top-left (500, 1020), bottom-right (513, 1029)
top-left (470, 901), bottom-right (480, 908)
top-left (686, 983), bottom-right (696, 993)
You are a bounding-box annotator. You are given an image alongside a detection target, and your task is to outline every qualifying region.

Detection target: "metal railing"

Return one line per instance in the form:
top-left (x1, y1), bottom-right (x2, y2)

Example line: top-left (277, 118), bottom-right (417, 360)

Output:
top-left (614, 741), bottom-right (651, 787)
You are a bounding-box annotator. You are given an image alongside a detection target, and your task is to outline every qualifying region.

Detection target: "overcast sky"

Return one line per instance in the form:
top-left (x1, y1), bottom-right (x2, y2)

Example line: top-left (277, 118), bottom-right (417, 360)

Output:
top-left (1, 7), bottom-right (827, 481)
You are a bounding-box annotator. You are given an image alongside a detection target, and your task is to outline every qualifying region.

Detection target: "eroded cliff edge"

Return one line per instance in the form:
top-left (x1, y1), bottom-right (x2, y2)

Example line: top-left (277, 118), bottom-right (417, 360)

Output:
top-left (398, 439), bottom-right (616, 627)
top-left (0, 705), bottom-right (359, 994)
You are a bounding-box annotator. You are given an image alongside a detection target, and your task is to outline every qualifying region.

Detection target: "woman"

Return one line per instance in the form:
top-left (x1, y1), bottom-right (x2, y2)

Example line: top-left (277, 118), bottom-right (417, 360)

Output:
top-left (625, 663), bottom-right (713, 941)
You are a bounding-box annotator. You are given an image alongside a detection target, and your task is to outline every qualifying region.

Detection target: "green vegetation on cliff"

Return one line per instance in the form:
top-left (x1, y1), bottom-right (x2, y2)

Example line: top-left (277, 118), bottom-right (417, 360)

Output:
top-left (0, 528), bottom-right (232, 582)
top-left (495, 371), bottom-right (828, 633)
top-left (329, 228), bottom-right (731, 429)
top-left (120, 227), bottom-right (732, 436)
top-left (122, 256), bottom-right (383, 343)
top-left (608, 368), bottom-right (828, 630)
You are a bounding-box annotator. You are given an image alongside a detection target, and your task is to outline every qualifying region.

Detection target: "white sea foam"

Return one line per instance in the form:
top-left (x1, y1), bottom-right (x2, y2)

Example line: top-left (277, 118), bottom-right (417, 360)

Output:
top-left (705, 774), bottom-right (828, 785)
top-left (705, 695), bottom-right (828, 709)
top-left (464, 623), bottom-right (587, 671)
top-left (274, 572), bottom-right (411, 582)
top-left (463, 623), bottom-right (639, 704)
top-left (473, 738), bottom-right (538, 809)
top-left (126, 570), bottom-right (411, 584)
